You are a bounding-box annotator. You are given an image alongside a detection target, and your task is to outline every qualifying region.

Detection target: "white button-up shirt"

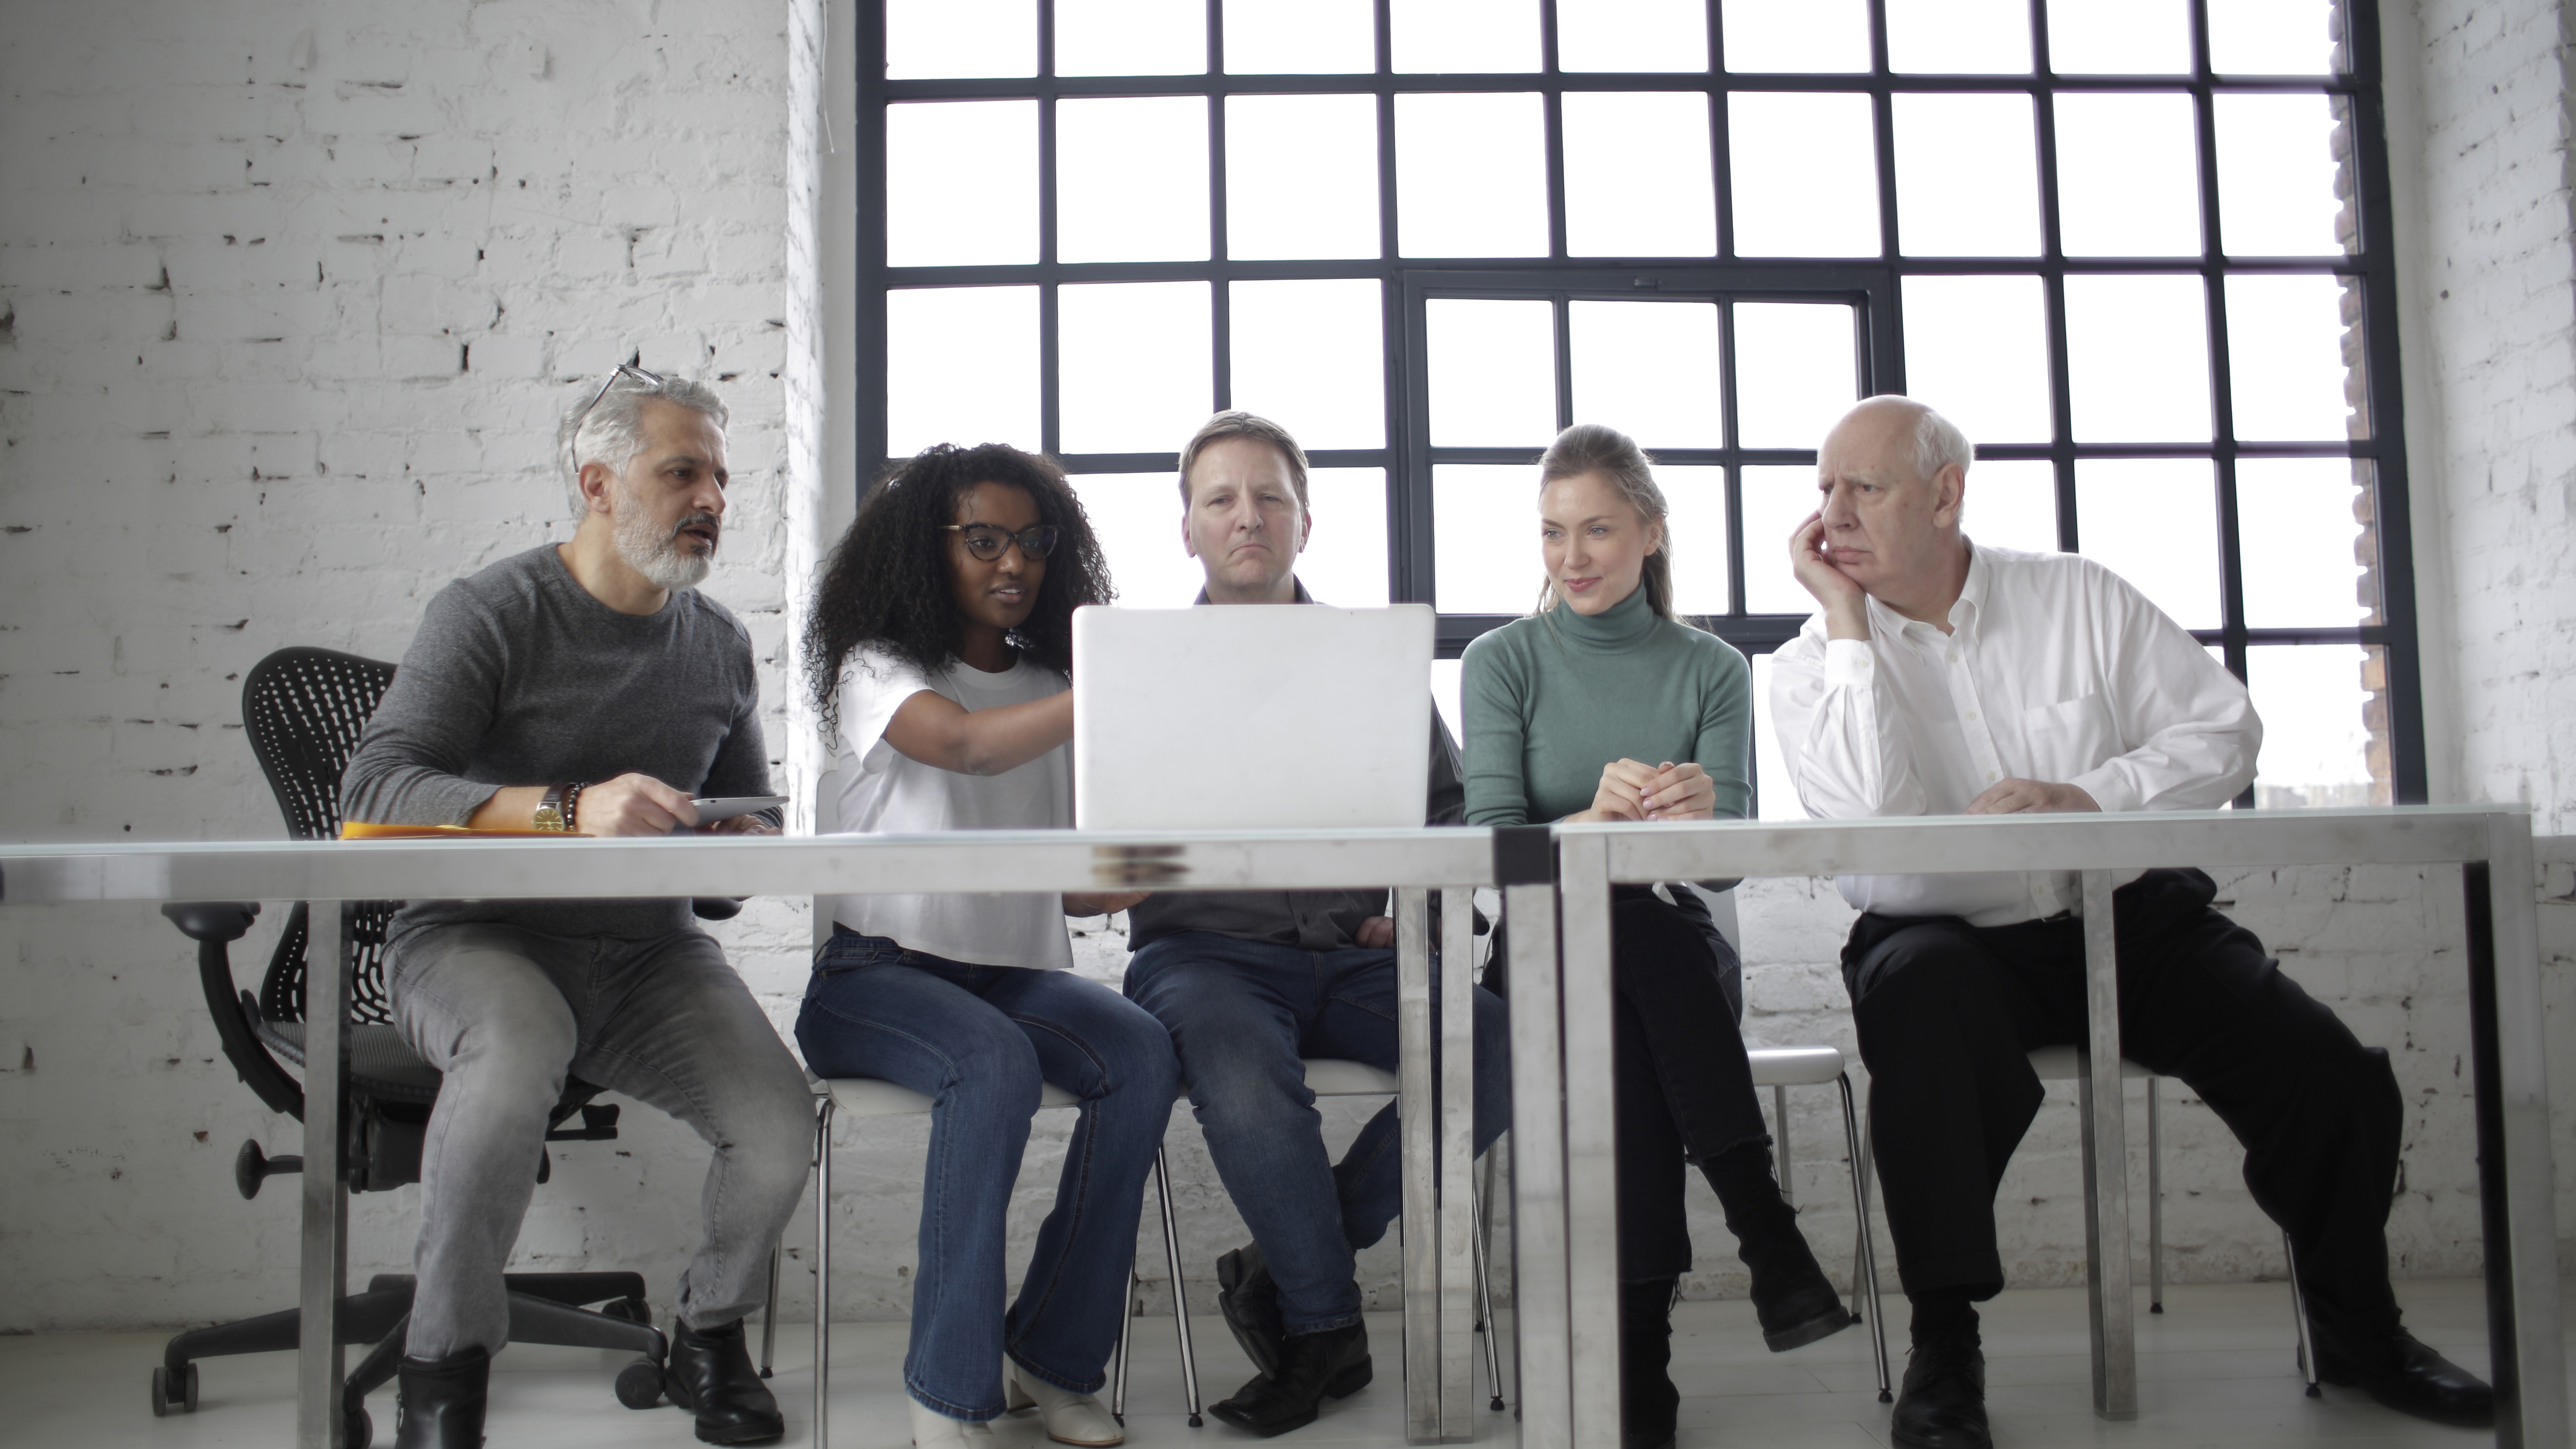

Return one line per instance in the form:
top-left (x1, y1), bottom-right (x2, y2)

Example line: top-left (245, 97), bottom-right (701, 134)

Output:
top-left (1768, 542), bottom-right (2262, 927)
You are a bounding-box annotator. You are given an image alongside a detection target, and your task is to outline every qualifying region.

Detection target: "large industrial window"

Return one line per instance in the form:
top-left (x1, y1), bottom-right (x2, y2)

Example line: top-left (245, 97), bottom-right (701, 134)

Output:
top-left (856, 0), bottom-right (2425, 813)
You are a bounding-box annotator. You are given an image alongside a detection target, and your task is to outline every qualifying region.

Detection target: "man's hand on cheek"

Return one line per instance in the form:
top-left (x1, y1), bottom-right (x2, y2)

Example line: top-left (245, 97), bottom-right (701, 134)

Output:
top-left (1963, 778), bottom-right (2100, 815)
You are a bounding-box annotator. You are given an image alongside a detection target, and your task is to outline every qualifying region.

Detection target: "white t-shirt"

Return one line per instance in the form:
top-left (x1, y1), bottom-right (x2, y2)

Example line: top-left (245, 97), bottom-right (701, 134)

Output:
top-left (826, 644), bottom-right (1075, 970)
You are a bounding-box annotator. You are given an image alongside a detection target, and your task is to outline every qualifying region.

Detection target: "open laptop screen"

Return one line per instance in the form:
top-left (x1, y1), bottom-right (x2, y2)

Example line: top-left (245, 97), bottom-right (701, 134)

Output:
top-left (1072, 604), bottom-right (1435, 831)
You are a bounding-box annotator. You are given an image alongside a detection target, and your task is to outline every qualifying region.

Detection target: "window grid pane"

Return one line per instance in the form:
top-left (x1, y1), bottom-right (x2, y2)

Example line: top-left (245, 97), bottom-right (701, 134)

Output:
top-left (864, 0), bottom-right (2422, 803)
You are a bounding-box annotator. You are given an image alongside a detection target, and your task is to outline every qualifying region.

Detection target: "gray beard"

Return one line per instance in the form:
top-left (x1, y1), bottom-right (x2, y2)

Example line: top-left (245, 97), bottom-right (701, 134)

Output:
top-left (614, 493), bottom-right (714, 592)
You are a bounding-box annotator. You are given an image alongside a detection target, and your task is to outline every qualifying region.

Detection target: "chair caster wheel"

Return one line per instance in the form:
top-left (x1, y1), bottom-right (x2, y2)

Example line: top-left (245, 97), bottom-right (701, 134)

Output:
top-left (1877, 1390), bottom-right (1894, 1404)
top-left (602, 1296), bottom-right (651, 1324)
top-left (1186, 1412), bottom-right (1205, 1427)
top-left (150, 1363), bottom-right (199, 1416)
top-left (615, 1356), bottom-right (666, 1409)
top-left (1489, 1395), bottom-right (1505, 1411)
top-left (346, 1406), bottom-right (374, 1449)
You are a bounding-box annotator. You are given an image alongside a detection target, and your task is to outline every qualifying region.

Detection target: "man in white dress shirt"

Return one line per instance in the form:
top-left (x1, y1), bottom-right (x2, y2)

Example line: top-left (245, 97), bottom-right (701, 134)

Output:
top-left (1769, 395), bottom-right (2491, 1449)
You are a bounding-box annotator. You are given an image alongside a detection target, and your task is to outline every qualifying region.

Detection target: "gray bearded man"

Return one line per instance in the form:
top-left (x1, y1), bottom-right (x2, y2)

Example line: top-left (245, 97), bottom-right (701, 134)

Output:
top-left (341, 369), bottom-right (812, 1449)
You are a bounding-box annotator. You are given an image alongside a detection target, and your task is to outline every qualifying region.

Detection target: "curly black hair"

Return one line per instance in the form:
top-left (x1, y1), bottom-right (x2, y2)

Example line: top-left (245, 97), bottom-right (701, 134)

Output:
top-left (804, 442), bottom-right (1115, 732)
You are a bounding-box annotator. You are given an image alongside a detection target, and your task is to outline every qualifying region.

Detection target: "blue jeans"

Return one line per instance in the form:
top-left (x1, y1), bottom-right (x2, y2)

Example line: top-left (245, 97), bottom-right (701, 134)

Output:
top-left (796, 930), bottom-right (1182, 1422)
top-left (1123, 932), bottom-right (1511, 1335)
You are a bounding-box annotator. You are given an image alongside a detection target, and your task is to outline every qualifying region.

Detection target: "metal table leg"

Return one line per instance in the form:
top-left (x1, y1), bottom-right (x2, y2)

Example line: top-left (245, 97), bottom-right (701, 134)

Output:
top-left (1397, 886), bottom-right (1441, 1442)
top-left (299, 903), bottom-right (350, 1449)
top-left (1556, 834), bottom-right (1623, 1449)
top-left (2076, 870), bottom-right (2137, 1420)
top-left (2470, 819), bottom-right (2566, 1449)
top-left (1501, 864), bottom-right (1570, 1449)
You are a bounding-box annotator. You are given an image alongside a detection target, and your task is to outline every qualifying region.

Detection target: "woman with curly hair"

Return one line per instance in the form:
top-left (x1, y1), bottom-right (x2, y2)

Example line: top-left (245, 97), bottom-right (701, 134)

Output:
top-left (796, 442), bottom-right (1177, 1449)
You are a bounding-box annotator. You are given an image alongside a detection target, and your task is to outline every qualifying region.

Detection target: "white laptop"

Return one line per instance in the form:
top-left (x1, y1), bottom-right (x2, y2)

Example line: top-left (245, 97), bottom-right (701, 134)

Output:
top-left (1072, 604), bottom-right (1436, 830)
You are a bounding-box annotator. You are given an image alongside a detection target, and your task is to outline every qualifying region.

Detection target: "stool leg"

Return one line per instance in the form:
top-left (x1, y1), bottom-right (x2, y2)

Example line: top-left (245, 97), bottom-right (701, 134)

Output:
top-left (1850, 1084), bottom-right (1877, 1330)
top-left (2147, 1078), bottom-right (2165, 1314)
top-left (812, 1097), bottom-right (834, 1449)
top-left (1774, 1084), bottom-right (1795, 1209)
top-left (1153, 1145), bottom-right (1204, 1426)
top-left (1471, 1167), bottom-right (1506, 1412)
top-left (1839, 1075), bottom-right (1892, 1404)
top-left (2284, 1234), bottom-right (2321, 1397)
top-left (1111, 1267), bottom-right (1135, 1424)
top-left (759, 1246), bottom-right (780, 1377)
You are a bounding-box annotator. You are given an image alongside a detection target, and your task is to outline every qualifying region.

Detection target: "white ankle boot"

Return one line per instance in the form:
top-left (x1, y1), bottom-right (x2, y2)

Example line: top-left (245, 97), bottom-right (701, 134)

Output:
top-left (1005, 1360), bottom-right (1126, 1447)
top-left (908, 1398), bottom-right (997, 1446)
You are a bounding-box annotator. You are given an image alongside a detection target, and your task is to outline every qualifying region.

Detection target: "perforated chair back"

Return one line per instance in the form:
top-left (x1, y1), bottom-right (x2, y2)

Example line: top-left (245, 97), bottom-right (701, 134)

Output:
top-left (239, 647), bottom-right (402, 1025)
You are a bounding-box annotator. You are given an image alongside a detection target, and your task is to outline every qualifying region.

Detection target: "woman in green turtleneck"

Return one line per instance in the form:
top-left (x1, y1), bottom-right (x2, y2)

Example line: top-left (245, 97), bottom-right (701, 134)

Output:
top-left (1461, 424), bottom-right (1852, 1449)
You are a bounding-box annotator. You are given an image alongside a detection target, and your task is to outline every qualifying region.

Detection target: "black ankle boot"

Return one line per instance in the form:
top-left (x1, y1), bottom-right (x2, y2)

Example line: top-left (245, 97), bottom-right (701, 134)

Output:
top-left (1702, 1142), bottom-right (1856, 1352)
top-left (393, 1345), bottom-right (488, 1449)
top-left (1210, 1320), bottom-right (1373, 1438)
top-left (1618, 1276), bottom-right (1681, 1449)
top-left (666, 1317), bottom-right (785, 1445)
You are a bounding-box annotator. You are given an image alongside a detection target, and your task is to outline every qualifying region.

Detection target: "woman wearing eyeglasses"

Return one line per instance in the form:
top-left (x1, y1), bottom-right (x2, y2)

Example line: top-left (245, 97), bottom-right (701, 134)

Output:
top-left (1461, 424), bottom-right (1853, 1449)
top-left (797, 442), bottom-right (1175, 1449)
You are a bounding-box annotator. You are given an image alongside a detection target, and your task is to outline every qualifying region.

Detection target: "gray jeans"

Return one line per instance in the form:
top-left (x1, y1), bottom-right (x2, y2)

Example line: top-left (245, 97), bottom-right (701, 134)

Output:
top-left (389, 922), bottom-right (815, 1358)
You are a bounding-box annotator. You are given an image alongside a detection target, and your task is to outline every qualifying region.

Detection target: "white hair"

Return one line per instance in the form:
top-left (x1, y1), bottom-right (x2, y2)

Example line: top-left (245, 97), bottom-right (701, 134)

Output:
top-left (556, 371), bottom-right (729, 516)
top-left (1910, 402), bottom-right (1973, 483)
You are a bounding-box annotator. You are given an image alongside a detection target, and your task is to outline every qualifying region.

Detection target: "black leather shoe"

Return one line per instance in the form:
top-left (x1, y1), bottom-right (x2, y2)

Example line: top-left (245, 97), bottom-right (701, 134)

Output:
top-left (393, 1345), bottom-right (488, 1449)
top-left (665, 1317), bottom-right (785, 1445)
top-left (1890, 1339), bottom-right (1989, 1449)
top-left (2316, 1330), bottom-right (2495, 1428)
top-left (1216, 1242), bottom-right (1286, 1378)
top-left (1703, 1144), bottom-right (1857, 1352)
top-left (1209, 1321), bottom-right (1372, 1438)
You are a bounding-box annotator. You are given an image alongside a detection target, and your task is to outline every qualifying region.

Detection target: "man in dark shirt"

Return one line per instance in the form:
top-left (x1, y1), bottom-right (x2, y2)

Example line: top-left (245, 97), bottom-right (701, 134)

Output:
top-left (1120, 411), bottom-right (1510, 1438)
top-left (341, 371), bottom-right (811, 1449)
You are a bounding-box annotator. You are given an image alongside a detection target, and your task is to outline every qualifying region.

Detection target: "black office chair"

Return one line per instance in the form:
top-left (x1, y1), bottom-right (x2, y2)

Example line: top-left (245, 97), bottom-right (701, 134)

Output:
top-left (153, 647), bottom-right (674, 1447)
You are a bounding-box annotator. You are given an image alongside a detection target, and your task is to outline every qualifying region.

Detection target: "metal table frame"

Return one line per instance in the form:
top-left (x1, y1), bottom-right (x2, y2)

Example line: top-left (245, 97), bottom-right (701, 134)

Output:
top-left (0, 828), bottom-right (1492, 1449)
top-left (2, 804), bottom-right (2560, 1448)
top-left (1518, 806), bottom-right (2560, 1449)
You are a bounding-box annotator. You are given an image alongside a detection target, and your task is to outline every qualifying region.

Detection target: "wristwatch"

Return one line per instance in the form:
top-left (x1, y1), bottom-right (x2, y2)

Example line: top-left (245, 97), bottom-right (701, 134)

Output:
top-left (533, 782), bottom-right (576, 833)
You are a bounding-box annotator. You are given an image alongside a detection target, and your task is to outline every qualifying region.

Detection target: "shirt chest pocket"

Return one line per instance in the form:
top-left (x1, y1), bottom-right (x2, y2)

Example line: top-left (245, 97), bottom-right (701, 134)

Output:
top-left (2020, 691), bottom-right (2120, 782)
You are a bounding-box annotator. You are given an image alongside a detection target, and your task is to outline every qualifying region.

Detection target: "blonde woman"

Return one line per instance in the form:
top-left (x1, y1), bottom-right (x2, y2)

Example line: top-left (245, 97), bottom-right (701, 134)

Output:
top-left (1460, 424), bottom-right (1852, 1449)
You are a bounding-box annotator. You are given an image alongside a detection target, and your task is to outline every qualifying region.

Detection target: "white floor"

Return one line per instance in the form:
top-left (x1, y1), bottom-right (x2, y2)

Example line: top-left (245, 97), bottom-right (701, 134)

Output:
top-left (5, 1279), bottom-right (2555, 1448)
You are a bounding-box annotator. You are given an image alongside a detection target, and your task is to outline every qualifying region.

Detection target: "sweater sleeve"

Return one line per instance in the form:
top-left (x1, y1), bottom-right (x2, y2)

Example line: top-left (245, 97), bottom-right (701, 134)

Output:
top-left (1692, 637), bottom-right (1755, 822)
top-left (339, 579), bottom-right (514, 828)
top-left (1460, 632), bottom-right (1532, 827)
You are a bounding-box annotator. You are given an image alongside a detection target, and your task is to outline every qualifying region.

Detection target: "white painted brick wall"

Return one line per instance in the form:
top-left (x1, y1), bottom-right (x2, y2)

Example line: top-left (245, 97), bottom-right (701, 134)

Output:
top-left (0, 0), bottom-right (2568, 1345)
top-left (2407, 0), bottom-right (2576, 832)
top-left (0, 0), bottom-right (818, 1332)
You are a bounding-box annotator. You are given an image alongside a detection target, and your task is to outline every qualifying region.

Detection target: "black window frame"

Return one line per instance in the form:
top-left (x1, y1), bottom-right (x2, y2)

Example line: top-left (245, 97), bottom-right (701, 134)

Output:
top-left (854, 0), bottom-right (2429, 805)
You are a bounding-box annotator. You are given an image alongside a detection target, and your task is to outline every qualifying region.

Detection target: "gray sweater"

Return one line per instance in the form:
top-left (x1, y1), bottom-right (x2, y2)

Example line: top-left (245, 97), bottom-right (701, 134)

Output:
top-left (341, 545), bottom-right (776, 943)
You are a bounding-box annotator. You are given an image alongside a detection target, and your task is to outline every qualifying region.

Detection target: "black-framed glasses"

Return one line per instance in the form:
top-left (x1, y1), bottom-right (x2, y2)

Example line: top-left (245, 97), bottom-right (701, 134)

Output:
top-left (941, 523), bottom-right (1059, 562)
top-left (578, 363), bottom-right (664, 424)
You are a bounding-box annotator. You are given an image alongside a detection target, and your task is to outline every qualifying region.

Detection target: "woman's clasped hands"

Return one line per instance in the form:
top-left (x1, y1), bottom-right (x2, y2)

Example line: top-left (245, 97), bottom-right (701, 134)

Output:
top-left (1581, 758), bottom-right (1716, 823)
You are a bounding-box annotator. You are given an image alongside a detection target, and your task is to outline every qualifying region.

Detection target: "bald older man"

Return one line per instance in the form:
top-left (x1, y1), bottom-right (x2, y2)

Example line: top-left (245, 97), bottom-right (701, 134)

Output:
top-left (1767, 396), bottom-right (2491, 1448)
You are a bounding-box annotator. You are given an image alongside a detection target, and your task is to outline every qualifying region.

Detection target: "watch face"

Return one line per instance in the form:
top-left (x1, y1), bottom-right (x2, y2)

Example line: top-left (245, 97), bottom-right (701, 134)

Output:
top-left (533, 805), bottom-right (566, 831)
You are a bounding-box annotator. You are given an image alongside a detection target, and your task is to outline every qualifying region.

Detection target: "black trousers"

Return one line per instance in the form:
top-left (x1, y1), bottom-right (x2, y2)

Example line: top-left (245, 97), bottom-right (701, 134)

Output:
top-left (1607, 888), bottom-right (1772, 1280)
top-left (1842, 868), bottom-right (2403, 1339)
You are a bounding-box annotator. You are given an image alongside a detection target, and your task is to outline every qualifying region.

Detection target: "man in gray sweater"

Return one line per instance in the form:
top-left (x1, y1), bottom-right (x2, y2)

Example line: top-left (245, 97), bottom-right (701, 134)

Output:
top-left (341, 370), bottom-right (810, 1449)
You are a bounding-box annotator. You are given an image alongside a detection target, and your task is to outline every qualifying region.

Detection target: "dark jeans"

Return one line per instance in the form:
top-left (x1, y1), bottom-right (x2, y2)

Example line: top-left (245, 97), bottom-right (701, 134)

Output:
top-left (1497, 886), bottom-right (1764, 1283)
top-left (796, 929), bottom-right (1182, 1421)
top-left (1842, 868), bottom-right (2404, 1341)
top-left (1123, 932), bottom-right (1513, 1335)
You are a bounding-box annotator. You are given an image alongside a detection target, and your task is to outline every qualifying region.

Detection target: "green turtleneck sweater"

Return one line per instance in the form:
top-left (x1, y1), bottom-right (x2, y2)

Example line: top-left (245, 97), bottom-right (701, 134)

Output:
top-left (1460, 585), bottom-right (1754, 826)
